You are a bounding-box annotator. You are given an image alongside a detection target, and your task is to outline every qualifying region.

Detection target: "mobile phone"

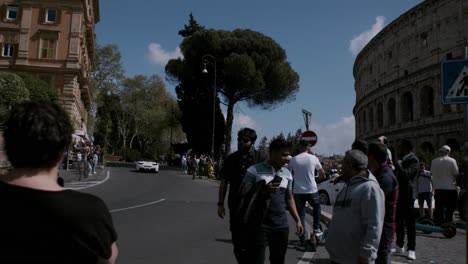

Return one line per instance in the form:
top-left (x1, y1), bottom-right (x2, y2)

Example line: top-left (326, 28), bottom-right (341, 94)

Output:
top-left (272, 175), bottom-right (282, 184)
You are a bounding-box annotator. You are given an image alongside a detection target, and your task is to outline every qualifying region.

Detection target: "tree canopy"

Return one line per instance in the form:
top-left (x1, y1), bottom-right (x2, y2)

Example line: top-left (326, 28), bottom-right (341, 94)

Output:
top-left (166, 27), bottom-right (299, 157)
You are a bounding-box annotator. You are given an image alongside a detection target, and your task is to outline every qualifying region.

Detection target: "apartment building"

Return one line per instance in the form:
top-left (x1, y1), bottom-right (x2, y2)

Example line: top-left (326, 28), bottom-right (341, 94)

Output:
top-left (0, 0), bottom-right (99, 131)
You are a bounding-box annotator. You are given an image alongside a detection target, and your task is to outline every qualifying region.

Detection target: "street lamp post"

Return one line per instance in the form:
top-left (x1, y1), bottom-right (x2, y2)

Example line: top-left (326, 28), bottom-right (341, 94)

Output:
top-left (202, 54), bottom-right (216, 158)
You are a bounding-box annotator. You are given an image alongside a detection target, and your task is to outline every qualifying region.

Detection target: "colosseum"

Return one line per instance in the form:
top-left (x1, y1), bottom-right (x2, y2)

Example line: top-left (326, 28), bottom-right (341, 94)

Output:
top-left (353, 0), bottom-right (467, 159)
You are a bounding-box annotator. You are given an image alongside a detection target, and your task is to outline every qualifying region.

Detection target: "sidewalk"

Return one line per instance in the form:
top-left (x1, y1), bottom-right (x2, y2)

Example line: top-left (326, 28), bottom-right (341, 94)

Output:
top-left (59, 164), bottom-right (107, 184)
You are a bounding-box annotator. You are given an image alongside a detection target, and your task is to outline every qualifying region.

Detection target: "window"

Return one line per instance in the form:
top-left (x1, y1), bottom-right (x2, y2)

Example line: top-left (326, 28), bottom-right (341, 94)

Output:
top-left (40, 38), bottom-right (56, 59)
top-left (45, 8), bottom-right (57, 23)
top-left (6, 5), bottom-right (18, 20)
top-left (421, 32), bottom-right (428, 47)
top-left (2, 43), bottom-right (14, 57)
top-left (1, 34), bottom-right (17, 58)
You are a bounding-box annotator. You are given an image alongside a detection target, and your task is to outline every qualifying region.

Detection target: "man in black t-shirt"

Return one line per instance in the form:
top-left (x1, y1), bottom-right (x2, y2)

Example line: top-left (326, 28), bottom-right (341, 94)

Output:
top-left (0, 101), bottom-right (118, 264)
top-left (218, 127), bottom-right (260, 264)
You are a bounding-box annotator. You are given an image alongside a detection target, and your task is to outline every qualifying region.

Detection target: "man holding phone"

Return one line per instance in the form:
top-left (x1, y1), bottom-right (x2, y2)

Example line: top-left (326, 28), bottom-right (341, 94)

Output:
top-left (239, 138), bottom-right (303, 264)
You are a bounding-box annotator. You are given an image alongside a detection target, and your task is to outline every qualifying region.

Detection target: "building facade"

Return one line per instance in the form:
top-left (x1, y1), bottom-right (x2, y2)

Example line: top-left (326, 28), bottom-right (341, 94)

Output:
top-left (0, 0), bottom-right (99, 131)
top-left (353, 0), bottom-right (467, 156)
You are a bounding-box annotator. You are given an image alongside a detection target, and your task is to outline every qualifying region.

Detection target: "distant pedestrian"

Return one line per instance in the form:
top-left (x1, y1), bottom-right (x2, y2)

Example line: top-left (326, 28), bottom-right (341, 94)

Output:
top-left (217, 128), bottom-right (259, 264)
top-left (239, 138), bottom-right (303, 264)
top-left (378, 136), bottom-right (394, 169)
top-left (289, 140), bottom-right (325, 249)
top-left (368, 142), bottom-right (398, 264)
top-left (431, 145), bottom-right (459, 225)
top-left (0, 101), bottom-right (118, 263)
top-left (393, 139), bottom-right (419, 261)
top-left (325, 149), bottom-right (385, 264)
top-left (416, 163), bottom-right (433, 219)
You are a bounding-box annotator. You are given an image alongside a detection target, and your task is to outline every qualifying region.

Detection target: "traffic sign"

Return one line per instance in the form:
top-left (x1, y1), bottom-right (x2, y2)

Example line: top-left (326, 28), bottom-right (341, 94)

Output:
top-left (441, 59), bottom-right (468, 104)
top-left (301, 130), bottom-right (318, 147)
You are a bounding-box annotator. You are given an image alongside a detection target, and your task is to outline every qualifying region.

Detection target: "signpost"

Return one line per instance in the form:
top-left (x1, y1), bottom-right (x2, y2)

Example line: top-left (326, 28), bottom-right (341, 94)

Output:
top-left (301, 130), bottom-right (318, 147)
top-left (441, 49), bottom-right (468, 260)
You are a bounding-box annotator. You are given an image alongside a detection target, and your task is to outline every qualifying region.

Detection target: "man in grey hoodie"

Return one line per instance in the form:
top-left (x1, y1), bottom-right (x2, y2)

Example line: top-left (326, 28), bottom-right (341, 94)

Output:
top-left (325, 150), bottom-right (385, 264)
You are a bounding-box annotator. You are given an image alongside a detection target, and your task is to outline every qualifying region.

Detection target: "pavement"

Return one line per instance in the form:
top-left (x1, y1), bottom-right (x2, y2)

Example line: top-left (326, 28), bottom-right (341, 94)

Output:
top-left (59, 164), bottom-right (108, 189)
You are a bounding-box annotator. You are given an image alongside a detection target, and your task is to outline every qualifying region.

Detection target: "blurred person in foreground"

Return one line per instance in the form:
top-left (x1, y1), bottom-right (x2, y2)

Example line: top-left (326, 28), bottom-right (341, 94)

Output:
top-left (0, 101), bottom-right (118, 264)
top-left (325, 149), bottom-right (385, 264)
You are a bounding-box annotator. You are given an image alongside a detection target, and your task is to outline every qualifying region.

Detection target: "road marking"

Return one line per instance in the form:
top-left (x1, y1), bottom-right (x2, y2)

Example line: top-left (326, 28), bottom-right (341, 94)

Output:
top-left (110, 198), bottom-right (166, 213)
top-left (65, 170), bottom-right (110, 190)
top-left (297, 217), bottom-right (314, 264)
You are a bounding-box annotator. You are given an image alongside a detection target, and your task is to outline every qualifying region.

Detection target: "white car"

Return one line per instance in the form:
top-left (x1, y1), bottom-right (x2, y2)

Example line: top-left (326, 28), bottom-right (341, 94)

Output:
top-left (317, 176), bottom-right (345, 205)
top-left (136, 161), bottom-right (159, 173)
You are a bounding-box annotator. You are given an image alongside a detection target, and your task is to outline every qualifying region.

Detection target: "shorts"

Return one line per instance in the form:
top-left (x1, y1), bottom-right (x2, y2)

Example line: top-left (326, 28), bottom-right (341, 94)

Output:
top-left (418, 192), bottom-right (432, 207)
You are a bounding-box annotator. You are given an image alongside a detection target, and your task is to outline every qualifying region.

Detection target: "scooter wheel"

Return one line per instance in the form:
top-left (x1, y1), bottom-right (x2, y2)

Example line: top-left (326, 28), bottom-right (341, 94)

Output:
top-left (419, 218), bottom-right (434, 234)
top-left (441, 223), bottom-right (457, 238)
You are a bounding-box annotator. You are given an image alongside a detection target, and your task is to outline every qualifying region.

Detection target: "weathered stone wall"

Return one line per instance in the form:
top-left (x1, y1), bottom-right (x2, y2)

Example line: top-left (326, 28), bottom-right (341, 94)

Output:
top-left (353, 0), bottom-right (467, 156)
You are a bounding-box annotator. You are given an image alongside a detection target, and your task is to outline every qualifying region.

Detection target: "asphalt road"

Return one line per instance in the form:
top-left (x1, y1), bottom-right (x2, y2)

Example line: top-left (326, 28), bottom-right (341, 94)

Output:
top-left (80, 166), bottom-right (315, 264)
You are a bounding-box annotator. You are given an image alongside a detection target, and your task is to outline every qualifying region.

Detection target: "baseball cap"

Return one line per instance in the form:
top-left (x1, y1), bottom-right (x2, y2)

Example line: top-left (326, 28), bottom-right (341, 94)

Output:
top-left (439, 145), bottom-right (451, 153)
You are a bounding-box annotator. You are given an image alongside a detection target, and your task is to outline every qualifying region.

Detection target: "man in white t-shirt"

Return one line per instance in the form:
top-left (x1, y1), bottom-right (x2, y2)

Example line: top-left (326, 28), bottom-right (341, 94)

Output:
top-left (430, 145), bottom-right (459, 225)
top-left (289, 140), bottom-right (325, 246)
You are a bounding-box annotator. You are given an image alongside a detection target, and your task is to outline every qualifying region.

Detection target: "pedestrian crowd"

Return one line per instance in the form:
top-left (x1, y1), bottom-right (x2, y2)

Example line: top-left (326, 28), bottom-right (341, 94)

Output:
top-left (217, 127), bottom-right (462, 264)
top-left (0, 100), bottom-right (462, 264)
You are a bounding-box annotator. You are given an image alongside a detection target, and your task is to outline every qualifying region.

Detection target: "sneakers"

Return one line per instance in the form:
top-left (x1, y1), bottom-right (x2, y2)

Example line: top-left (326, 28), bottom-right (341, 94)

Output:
top-left (296, 241), bottom-right (307, 251)
top-left (407, 250), bottom-right (416, 260)
top-left (313, 229), bottom-right (323, 237)
top-left (391, 245), bottom-right (405, 254)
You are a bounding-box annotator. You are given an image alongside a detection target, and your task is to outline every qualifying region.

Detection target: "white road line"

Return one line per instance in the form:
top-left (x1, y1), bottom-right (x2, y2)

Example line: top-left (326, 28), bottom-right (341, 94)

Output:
top-left (297, 218), bottom-right (314, 264)
top-left (65, 170), bottom-right (110, 190)
top-left (110, 198), bottom-right (166, 213)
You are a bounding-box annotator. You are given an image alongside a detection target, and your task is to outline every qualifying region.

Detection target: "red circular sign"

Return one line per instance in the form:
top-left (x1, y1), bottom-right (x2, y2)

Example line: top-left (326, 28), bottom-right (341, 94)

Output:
top-left (301, 130), bottom-right (318, 146)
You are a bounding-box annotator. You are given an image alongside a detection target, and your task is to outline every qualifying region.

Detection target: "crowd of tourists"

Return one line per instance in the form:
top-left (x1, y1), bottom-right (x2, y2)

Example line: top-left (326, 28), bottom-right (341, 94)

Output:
top-left (216, 127), bottom-right (462, 264)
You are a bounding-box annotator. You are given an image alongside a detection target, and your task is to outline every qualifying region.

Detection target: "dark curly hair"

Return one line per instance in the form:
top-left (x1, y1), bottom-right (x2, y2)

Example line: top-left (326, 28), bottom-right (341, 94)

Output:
top-left (269, 138), bottom-right (292, 153)
top-left (4, 101), bottom-right (73, 170)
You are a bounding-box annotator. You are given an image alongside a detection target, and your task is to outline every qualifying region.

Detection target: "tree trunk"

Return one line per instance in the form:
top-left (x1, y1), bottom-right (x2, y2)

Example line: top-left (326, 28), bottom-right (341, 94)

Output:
top-left (223, 100), bottom-right (235, 159)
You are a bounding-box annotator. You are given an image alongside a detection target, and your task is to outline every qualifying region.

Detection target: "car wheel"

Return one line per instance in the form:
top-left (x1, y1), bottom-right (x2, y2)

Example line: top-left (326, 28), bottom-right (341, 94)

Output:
top-left (319, 191), bottom-right (329, 205)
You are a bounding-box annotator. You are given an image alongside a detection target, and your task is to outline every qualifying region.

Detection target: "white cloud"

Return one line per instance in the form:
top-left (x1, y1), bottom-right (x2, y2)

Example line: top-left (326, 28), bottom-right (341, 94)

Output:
top-left (147, 43), bottom-right (183, 65)
top-left (349, 16), bottom-right (386, 56)
top-left (230, 113), bottom-right (258, 151)
top-left (309, 116), bottom-right (355, 156)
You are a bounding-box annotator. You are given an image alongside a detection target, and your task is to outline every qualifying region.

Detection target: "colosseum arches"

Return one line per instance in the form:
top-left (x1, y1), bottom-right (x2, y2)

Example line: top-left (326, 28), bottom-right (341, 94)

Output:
top-left (401, 92), bottom-right (414, 122)
top-left (420, 86), bottom-right (434, 117)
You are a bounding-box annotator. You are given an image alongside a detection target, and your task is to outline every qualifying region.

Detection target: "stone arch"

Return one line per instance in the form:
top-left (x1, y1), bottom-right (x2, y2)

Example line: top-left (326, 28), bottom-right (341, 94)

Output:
top-left (387, 98), bottom-right (396, 125)
top-left (401, 92), bottom-right (414, 122)
top-left (420, 86), bottom-right (434, 117)
top-left (376, 102), bottom-right (383, 128)
top-left (369, 106), bottom-right (374, 130)
top-left (420, 141), bottom-right (435, 153)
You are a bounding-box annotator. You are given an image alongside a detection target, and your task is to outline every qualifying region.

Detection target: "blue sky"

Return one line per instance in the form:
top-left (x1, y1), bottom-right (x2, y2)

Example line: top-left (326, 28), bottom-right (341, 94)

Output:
top-left (96, 0), bottom-right (422, 155)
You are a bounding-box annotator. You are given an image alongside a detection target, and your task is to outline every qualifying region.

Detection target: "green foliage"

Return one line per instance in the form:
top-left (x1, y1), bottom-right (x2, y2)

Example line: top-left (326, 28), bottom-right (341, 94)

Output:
top-left (166, 27), bottom-right (299, 157)
top-left (0, 72), bottom-right (29, 126)
top-left (257, 136), bottom-right (269, 158)
top-left (415, 149), bottom-right (435, 166)
top-left (125, 149), bottom-right (142, 162)
top-left (178, 13), bottom-right (205, 37)
top-left (16, 73), bottom-right (58, 103)
top-left (0, 72), bottom-right (29, 106)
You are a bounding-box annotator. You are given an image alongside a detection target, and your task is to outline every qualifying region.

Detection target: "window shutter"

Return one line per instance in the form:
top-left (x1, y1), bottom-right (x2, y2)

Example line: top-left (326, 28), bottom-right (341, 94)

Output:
top-left (13, 43), bottom-right (18, 58)
top-left (56, 8), bottom-right (61, 24)
top-left (38, 7), bottom-right (45, 24)
top-left (0, 4), bottom-right (6, 20)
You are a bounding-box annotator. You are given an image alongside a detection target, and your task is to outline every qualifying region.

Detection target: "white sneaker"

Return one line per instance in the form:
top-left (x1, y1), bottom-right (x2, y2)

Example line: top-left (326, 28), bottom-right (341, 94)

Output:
top-left (391, 245), bottom-right (405, 254)
top-left (407, 250), bottom-right (416, 260)
top-left (313, 229), bottom-right (323, 237)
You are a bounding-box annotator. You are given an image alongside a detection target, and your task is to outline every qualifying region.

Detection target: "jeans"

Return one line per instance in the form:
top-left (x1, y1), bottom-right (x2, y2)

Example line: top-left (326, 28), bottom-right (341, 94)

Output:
top-left (434, 189), bottom-right (458, 225)
top-left (294, 193), bottom-right (321, 241)
top-left (396, 198), bottom-right (415, 251)
top-left (248, 227), bottom-right (289, 264)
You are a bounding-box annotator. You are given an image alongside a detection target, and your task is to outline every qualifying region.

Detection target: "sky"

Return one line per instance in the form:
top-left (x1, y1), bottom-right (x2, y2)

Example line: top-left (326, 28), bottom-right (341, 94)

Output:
top-left (96, 0), bottom-right (423, 156)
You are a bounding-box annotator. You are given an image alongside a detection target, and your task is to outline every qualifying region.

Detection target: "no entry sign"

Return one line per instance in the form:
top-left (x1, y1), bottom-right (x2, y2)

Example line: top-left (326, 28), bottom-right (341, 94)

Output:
top-left (301, 130), bottom-right (318, 147)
